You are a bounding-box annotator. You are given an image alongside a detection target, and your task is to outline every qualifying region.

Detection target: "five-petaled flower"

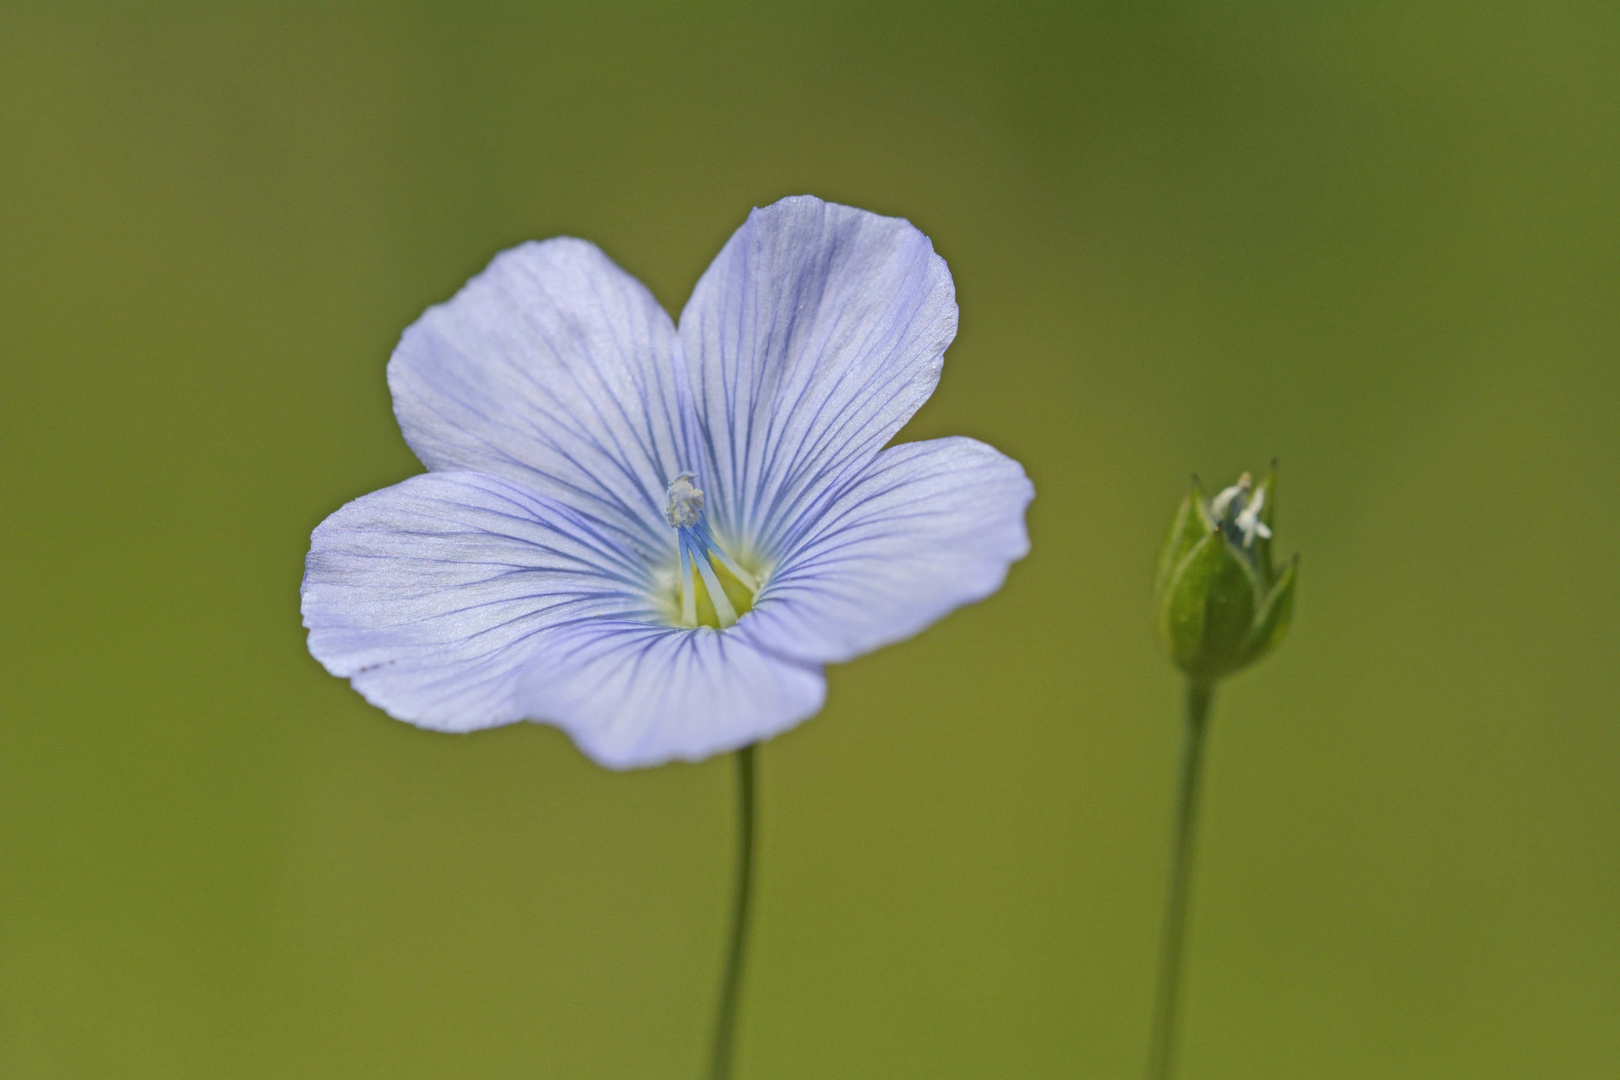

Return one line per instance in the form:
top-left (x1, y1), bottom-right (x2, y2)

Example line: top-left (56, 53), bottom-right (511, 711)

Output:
top-left (301, 196), bottom-right (1034, 768)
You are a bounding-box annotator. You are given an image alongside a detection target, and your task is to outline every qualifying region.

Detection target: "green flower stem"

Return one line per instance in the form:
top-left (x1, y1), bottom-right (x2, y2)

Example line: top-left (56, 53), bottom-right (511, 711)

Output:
top-left (708, 743), bottom-right (757, 1080)
top-left (1147, 681), bottom-right (1215, 1080)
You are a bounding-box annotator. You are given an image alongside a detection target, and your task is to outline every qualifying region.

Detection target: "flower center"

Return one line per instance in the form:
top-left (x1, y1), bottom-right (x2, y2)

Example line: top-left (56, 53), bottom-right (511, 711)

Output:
top-left (662, 473), bottom-right (762, 629)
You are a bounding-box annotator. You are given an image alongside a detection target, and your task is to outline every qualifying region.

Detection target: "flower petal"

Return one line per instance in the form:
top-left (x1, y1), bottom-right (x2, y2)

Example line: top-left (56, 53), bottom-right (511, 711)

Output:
top-left (389, 239), bottom-right (694, 564)
top-left (743, 437), bottom-right (1033, 664)
top-left (517, 621), bottom-right (826, 769)
top-left (301, 471), bottom-right (655, 732)
top-left (679, 195), bottom-right (956, 554)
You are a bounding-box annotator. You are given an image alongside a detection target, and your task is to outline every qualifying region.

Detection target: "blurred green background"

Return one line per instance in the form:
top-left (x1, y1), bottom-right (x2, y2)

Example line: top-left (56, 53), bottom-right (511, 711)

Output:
top-left (2, 3), bottom-right (1617, 1077)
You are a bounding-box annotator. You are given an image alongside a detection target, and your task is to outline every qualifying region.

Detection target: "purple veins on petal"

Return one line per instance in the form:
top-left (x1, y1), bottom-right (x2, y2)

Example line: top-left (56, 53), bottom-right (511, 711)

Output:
top-left (301, 195), bottom-right (1032, 768)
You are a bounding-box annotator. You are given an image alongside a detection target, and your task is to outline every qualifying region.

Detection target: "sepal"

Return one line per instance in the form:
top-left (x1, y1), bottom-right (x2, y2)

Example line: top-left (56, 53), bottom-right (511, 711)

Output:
top-left (1241, 554), bottom-right (1296, 669)
top-left (1154, 487), bottom-right (1205, 599)
top-left (1158, 529), bottom-right (1257, 682)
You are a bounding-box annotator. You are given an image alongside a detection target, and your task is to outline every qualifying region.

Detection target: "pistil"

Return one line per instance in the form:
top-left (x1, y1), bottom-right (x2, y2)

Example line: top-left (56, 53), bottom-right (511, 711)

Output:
top-left (665, 474), bottom-right (760, 629)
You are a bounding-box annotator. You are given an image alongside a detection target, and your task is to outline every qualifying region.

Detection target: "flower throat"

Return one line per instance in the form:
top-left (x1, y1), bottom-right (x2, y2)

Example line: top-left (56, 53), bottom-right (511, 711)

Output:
top-left (664, 474), bottom-right (760, 629)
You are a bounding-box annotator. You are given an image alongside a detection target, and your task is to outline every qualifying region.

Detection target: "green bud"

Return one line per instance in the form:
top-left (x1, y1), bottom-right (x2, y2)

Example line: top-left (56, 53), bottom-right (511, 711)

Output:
top-left (1155, 466), bottom-right (1297, 684)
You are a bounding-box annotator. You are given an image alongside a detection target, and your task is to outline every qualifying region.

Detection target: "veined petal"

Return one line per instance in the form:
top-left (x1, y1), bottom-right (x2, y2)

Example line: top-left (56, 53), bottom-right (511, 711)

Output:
top-left (389, 239), bottom-right (694, 564)
top-left (679, 196), bottom-right (956, 554)
top-left (744, 437), bottom-right (1033, 664)
top-left (301, 471), bottom-right (655, 732)
top-left (517, 621), bottom-right (825, 769)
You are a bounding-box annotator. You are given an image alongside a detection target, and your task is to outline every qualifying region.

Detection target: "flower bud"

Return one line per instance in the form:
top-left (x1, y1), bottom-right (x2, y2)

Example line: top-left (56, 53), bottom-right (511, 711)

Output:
top-left (1155, 466), bottom-right (1297, 684)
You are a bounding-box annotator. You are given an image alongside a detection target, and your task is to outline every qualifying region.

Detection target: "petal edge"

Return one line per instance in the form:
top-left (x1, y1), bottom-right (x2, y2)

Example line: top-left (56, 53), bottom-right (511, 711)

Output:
top-left (301, 471), bottom-right (652, 732)
top-left (743, 436), bottom-right (1033, 665)
top-left (679, 196), bottom-right (957, 555)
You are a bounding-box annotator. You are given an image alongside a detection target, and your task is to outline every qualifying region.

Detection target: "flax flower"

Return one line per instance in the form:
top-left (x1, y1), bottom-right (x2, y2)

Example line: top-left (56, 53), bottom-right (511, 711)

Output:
top-left (302, 196), bottom-right (1033, 769)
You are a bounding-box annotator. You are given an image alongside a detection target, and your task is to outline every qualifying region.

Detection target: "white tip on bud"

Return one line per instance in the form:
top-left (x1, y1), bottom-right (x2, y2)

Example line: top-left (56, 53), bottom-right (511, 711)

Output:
top-left (1235, 488), bottom-right (1272, 547)
top-left (664, 473), bottom-right (704, 529)
top-left (1210, 473), bottom-right (1252, 521)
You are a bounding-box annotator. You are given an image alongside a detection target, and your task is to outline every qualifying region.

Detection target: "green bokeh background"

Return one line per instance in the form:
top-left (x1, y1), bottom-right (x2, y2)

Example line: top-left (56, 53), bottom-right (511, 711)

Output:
top-left (3, 3), bottom-right (1617, 1077)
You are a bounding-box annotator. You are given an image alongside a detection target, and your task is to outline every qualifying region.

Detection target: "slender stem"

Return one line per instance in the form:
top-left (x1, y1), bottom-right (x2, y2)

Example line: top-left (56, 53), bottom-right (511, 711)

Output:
top-left (1146, 680), bottom-right (1215, 1080)
top-left (708, 743), bottom-right (757, 1080)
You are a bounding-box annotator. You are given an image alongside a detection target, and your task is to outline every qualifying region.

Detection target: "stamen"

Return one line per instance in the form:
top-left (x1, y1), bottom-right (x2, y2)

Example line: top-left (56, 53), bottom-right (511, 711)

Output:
top-left (692, 519), bottom-right (759, 592)
top-left (685, 532), bottom-right (740, 627)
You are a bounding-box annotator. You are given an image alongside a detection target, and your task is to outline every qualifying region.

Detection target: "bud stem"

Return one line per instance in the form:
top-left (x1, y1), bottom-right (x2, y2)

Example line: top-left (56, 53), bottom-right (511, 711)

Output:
top-left (1146, 680), bottom-right (1215, 1080)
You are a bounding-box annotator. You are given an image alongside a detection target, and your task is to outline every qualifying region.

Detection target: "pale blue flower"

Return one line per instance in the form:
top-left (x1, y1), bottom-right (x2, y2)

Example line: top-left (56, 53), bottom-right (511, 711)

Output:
top-left (301, 196), bottom-right (1033, 768)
